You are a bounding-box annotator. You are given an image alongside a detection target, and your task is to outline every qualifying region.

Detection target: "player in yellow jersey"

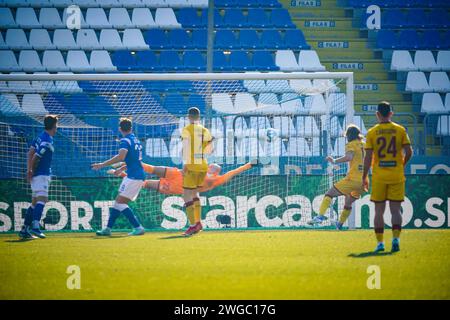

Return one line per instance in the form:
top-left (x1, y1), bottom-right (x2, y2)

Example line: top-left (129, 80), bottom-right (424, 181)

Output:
top-left (308, 124), bottom-right (367, 229)
top-left (363, 102), bottom-right (413, 253)
top-left (181, 107), bottom-right (213, 236)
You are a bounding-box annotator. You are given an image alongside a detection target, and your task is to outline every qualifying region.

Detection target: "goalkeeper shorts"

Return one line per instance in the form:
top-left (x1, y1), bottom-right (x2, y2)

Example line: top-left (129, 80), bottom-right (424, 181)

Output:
top-left (334, 177), bottom-right (366, 199)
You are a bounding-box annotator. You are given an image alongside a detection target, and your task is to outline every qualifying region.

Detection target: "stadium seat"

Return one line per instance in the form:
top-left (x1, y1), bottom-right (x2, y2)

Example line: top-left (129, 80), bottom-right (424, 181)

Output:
top-left (100, 29), bottom-right (124, 50)
top-left (239, 30), bottom-right (261, 49)
top-left (90, 50), bottom-right (117, 72)
top-left (183, 51), bottom-right (205, 71)
top-left (187, 94), bottom-right (206, 112)
top-left (429, 72), bottom-right (450, 92)
top-left (399, 30), bottom-right (420, 50)
top-left (287, 137), bottom-right (310, 156)
top-left (30, 29), bottom-right (56, 50)
top-left (306, 95), bottom-right (327, 114)
top-left (155, 8), bottom-right (181, 29)
top-left (132, 8), bottom-right (157, 29)
top-left (215, 30), bottom-right (237, 49)
top-left (39, 8), bottom-right (64, 28)
top-left (427, 11), bottom-right (449, 28)
top-left (145, 29), bottom-right (168, 49)
top-left (112, 51), bottom-right (137, 71)
top-left (63, 7), bottom-right (88, 29)
top-left (405, 9), bottom-right (427, 28)
top-left (8, 72), bottom-right (35, 93)
top-left (86, 8), bottom-right (111, 29)
top-left (159, 51), bottom-right (183, 71)
top-left (22, 94), bottom-right (47, 115)
top-left (414, 51), bottom-right (439, 71)
top-left (382, 9), bottom-right (406, 28)
top-left (192, 29), bottom-right (207, 49)
top-left (43, 50), bottom-right (67, 72)
top-left (215, 0), bottom-right (236, 7)
top-left (329, 92), bottom-right (347, 115)
top-left (328, 116), bottom-right (343, 137)
top-left (280, 93), bottom-right (303, 114)
top-left (353, 116), bottom-right (367, 134)
top-left (66, 50), bottom-right (92, 72)
top-left (212, 93), bottom-right (234, 113)
top-left (246, 8), bottom-right (270, 28)
top-left (230, 51), bottom-right (252, 71)
top-left (298, 51), bottom-right (325, 71)
top-left (376, 30), bottom-right (398, 49)
top-left (16, 8), bottom-right (41, 28)
top-left (421, 30), bottom-right (442, 49)
top-left (123, 29), bottom-right (149, 50)
top-left (334, 137), bottom-right (346, 156)
top-left (445, 93), bottom-right (450, 111)
top-left (136, 51), bottom-right (158, 71)
top-left (235, 93), bottom-right (257, 113)
top-left (0, 8), bottom-right (16, 28)
top-left (121, 0), bottom-right (146, 8)
top-left (5, 29), bottom-right (30, 50)
top-left (405, 71), bottom-right (431, 92)
top-left (19, 50), bottom-right (45, 72)
top-left (270, 8), bottom-right (295, 28)
top-left (97, 0), bottom-right (120, 8)
top-left (421, 93), bottom-right (446, 113)
top-left (108, 8), bottom-right (133, 29)
top-left (169, 29), bottom-right (192, 49)
top-left (178, 8), bottom-right (204, 28)
top-left (284, 29), bottom-right (309, 50)
top-left (437, 51), bottom-right (450, 71)
top-left (275, 50), bottom-right (300, 71)
top-left (390, 50), bottom-right (416, 71)
top-left (266, 80), bottom-right (292, 93)
top-left (436, 115), bottom-right (450, 136)
top-left (53, 29), bottom-right (78, 50)
top-left (222, 8), bottom-right (246, 28)
top-left (261, 30), bottom-right (283, 49)
top-left (189, 0), bottom-right (208, 8)
top-left (243, 80), bottom-right (267, 93)
top-left (0, 33), bottom-right (7, 50)
top-left (163, 93), bottom-right (187, 114)
top-left (258, 93), bottom-right (281, 114)
top-left (290, 79), bottom-right (312, 93)
top-left (30, 72), bottom-right (56, 94)
top-left (253, 51), bottom-right (278, 70)
top-left (76, 29), bottom-right (102, 50)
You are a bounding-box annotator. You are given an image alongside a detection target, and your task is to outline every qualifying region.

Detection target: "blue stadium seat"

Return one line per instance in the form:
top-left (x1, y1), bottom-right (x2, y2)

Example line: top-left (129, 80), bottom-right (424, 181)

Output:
top-left (229, 51), bottom-right (253, 71)
top-left (136, 51), bottom-right (159, 71)
top-left (163, 93), bottom-right (187, 114)
top-left (213, 51), bottom-right (230, 71)
top-left (421, 30), bottom-right (443, 49)
top-left (405, 9), bottom-right (427, 28)
top-left (183, 51), bottom-right (206, 71)
top-left (253, 51), bottom-right (279, 71)
top-left (246, 8), bottom-right (270, 28)
top-left (382, 9), bottom-right (406, 28)
top-left (66, 93), bottom-right (91, 114)
top-left (144, 29), bottom-right (168, 49)
top-left (427, 11), bottom-right (450, 28)
top-left (215, 30), bottom-right (237, 49)
top-left (376, 30), bottom-right (398, 49)
top-left (284, 29), bottom-right (310, 49)
top-left (261, 30), bottom-right (284, 49)
top-left (442, 30), bottom-right (450, 48)
top-left (215, 0), bottom-right (237, 7)
top-left (159, 51), bottom-right (183, 71)
top-left (399, 30), bottom-right (420, 49)
top-left (177, 8), bottom-right (204, 28)
top-left (192, 29), bottom-right (207, 49)
top-left (222, 9), bottom-right (246, 27)
top-left (247, 0), bottom-right (282, 7)
top-left (111, 51), bottom-right (137, 71)
top-left (239, 30), bottom-right (261, 49)
top-left (187, 94), bottom-right (206, 113)
top-left (169, 29), bottom-right (192, 49)
top-left (270, 9), bottom-right (295, 28)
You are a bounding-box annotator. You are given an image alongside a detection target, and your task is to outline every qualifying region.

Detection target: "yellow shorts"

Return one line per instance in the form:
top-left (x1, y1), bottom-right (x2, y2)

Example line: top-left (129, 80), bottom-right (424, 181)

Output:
top-left (370, 180), bottom-right (405, 202)
top-left (183, 170), bottom-right (207, 189)
top-left (334, 178), bottom-right (366, 199)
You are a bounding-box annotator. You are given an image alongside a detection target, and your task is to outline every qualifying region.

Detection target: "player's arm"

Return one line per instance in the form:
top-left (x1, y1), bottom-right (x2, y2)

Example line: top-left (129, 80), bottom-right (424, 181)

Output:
top-left (215, 162), bottom-right (253, 186)
top-left (326, 151), bottom-right (354, 164)
top-left (403, 144), bottom-right (413, 165)
top-left (91, 148), bottom-right (128, 171)
top-left (26, 146), bottom-right (36, 183)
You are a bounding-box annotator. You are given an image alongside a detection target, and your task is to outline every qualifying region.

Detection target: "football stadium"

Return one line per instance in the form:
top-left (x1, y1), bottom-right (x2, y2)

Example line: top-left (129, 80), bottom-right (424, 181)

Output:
top-left (0, 0), bottom-right (449, 302)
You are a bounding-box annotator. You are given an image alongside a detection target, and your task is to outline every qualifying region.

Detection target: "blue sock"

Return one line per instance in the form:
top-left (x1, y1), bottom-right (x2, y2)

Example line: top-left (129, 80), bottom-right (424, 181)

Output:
top-left (32, 202), bottom-right (45, 229)
top-left (24, 205), bottom-right (34, 228)
top-left (122, 207), bottom-right (141, 228)
top-left (107, 208), bottom-right (121, 229)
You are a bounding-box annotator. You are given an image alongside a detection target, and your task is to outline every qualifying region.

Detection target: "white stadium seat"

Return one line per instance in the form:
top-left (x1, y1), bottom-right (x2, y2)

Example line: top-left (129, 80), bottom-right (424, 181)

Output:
top-left (167, 0), bottom-right (190, 7)
top-left (99, 29), bottom-right (124, 50)
top-left (109, 8), bottom-right (134, 29)
top-left (445, 93), bottom-right (450, 112)
top-left (436, 116), bottom-right (450, 136)
top-left (76, 29), bottom-right (102, 50)
top-left (155, 8), bottom-right (182, 29)
top-left (273, 116), bottom-right (295, 137)
top-left (329, 92), bottom-right (347, 114)
top-left (144, 0), bottom-right (168, 8)
top-left (327, 115), bottom-right (343, 137)
top-left (437, 51), bottom-right (450, 71)
top-left (146, 138), bottom-right (169, 157)
top-left (43, 50), bottom-right (68, 72)
top-left (39, 8), bottom-right (64, 29)
top-left (287, 137), bottom-right (310, 156)
top-left (16, 8), bottom-right (41, 29)
top-left (8, 72), bottom-right (35, 93)
top-left (50, 0), bottom-right (73, 6)
top-left (189, 0), bottom-right (208, 7)
top-left (55, 72), bottom-right (83, 93)
top-left (353, 115), bottom-right (367, 134)
top-left (122, 29), bottom-right (149, 50)
top-left (31, 72), bottom-right (56, 93)
top-left (243, 80), bottom-right (267, 93)
top-left (290, 79), bottom-right (313, 93)
top-left (53, 29), bottom-right (78, 50)
top-left (86, 8), bottom-right (111, 29)
top-left (28, 0), bottom-right (52, 7)
top-left (66, 50), bottom-right (92, 72)
top-left (333, 137), bottom-right (346, 156)
top-left (234, 92), bottom-right (257, 113)
top-left (19, 50), bottom-right (45, 72)
top-left (296, 116), bottom-right (320, 136)
top-left (0, 94), bottom-right (23, 116)
top-left (258, 93), bottom-right (281, 114)
top-left (405, 71), bottom-right (431, 92)
top-left (5, 29), bottom-right (30, 50)
top-left (22, 94), bottom-right (47, 115)
top-left (212, 93), bottom-right (234, 114)
top-left (414, 51), bottom-right (439, 71)
top-left (0, 33), bottom-right (7, 50)
top-left (63, 7), bottom-right (89, 29)
top-left (90, 50), bottom-right (117, 72)
top-left (96, 0), bottom-right (120, 8)
top-left (0, 8), bottom-right (16, 28)
top-left (421, 93), bottom-right (446, 114)
top-left (266, 80), bottom-right (292, 93)
top-left (280, 93), bottom-right (304, 114)
top-left (305, 95), bottom-right (327, 114)
top-left (298, 50), bottom-right (326, 71)
top-left (0, 51), bottom-right (21, 72)
top-left (275, 50), bottom-right (300, 71)
top-left (429, 72), bottom-right (450, 92)
top-left (390, 50), bottom-right (416, 71)
top-left (132, 8), bottom-right (157, 29)
top-left (30, 29), bottom-right (56, 50)
top-left (121, 0), bottom-right (146, 8)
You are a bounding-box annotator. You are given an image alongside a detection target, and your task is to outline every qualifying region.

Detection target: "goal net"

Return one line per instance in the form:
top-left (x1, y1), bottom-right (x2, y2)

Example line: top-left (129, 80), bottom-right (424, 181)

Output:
top-left (0, 72), bottom-right (356, 232)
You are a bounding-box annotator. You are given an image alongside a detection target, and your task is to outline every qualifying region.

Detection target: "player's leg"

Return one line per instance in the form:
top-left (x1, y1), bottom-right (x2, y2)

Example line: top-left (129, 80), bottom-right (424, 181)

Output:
top-left (28, 175), bottom-right (50, 238)
top-left (19, 197), bottom-right (37, 239)
top-left (371, 180), bottom-right (387, 252)
top-left (143, 180), bottom-right (160, 191)
top-left (335, 195), bottom-right (357, 230)
top-left (115, 195), bottom-right (145, 236)
top-left (307, 186), bottom-right (341, 225)
top-left (387, 181), bottom-right (405, 252)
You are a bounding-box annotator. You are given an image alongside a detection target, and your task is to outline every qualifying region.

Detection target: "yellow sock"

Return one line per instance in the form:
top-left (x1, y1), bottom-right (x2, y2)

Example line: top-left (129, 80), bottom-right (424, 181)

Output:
top-left (339, 207), bottom-right (351, 224)
top-left (375, 228), bottom-right (384, 243)
top-left (392, 225), bottom-right (401, 239)
top-left (193, 198), bottom-right (201, 223)
top-left (185, 202), bottom-right (195, 225)
top-left (319, 196), bottom-right (332, 215)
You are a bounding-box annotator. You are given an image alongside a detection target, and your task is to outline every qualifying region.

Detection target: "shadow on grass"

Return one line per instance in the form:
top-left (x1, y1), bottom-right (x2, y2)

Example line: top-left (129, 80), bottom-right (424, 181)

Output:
top-left (348, 251), bottom-right (395, 258)
top-left (91, 234), bottom-right (129, 239)
top-left (159, 234), bottom-right (187, 240)
top-left (5, 238), bottom-right (37, 243)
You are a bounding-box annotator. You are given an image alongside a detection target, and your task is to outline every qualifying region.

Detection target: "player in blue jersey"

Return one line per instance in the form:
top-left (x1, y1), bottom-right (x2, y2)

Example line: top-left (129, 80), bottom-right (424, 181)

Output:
top-left (92, 118), bottom-right (145, 236)
top-left (19, 115), bottom-right (58, 239)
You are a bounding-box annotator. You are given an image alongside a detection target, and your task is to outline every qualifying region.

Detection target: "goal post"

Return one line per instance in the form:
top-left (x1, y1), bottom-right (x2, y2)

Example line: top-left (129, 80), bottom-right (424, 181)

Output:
top-left (0, 72), bottom-right (356, 232)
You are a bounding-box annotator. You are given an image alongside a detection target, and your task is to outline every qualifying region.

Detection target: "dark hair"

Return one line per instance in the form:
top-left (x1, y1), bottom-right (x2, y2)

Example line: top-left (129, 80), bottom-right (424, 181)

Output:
top-left (44, 115), bottom-right (58, 130)
top-left (345, 124), bottom-right (363, 142)
top-left (119, 117), bottom-right (132, 132)
top-left (377, 101), bottom-right (392, 117)
top-left (188, 107), bottom-right (200, 120)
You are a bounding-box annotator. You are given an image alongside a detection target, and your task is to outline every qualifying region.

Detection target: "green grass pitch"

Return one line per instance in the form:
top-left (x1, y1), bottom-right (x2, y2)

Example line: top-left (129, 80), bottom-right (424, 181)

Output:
top-left (1, 229), bottom-right (449, 300)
